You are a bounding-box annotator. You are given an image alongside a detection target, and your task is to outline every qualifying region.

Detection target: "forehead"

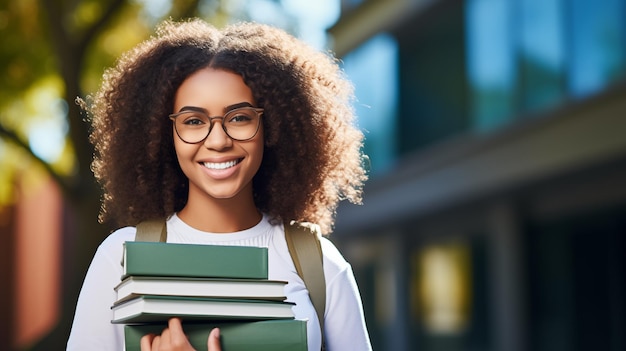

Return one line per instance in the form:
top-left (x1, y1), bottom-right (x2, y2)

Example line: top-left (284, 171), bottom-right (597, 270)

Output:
top-left (174, 68), bottom-right (255, 113)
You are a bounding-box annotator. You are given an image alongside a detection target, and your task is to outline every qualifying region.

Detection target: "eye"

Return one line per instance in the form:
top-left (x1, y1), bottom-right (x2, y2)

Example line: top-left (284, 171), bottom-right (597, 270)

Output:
top-left (226, 110), bottom-right (254, 124)
top-left (184, 118), bottom-right (203, 125)
top-left (180, 113), bottom-right (207, 126)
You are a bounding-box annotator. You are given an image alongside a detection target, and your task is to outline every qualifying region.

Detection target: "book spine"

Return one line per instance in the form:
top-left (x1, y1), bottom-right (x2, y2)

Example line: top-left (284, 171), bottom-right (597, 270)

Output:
top-left (124, 319), bottom-right (307, 351)
top-left (123, 242), bottom-right (268, 279)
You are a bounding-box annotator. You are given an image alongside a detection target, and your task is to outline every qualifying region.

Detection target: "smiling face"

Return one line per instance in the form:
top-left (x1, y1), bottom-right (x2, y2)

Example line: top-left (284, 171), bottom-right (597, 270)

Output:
top-left (173, 68), bottom-right (263, 209)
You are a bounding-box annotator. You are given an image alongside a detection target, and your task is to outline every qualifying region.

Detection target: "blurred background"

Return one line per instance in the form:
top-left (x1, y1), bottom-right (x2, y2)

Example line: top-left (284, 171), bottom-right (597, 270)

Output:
top-left (1, 0), bottom-right (625, 350)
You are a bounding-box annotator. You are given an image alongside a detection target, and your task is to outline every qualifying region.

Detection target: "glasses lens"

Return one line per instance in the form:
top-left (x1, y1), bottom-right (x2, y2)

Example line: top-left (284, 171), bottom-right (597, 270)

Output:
top-left (172, 107), bottom-right (261, 143)
top-left (223, 108), bottom-right (261, 141)
top-left (173, 112), bottom-right (210, 143)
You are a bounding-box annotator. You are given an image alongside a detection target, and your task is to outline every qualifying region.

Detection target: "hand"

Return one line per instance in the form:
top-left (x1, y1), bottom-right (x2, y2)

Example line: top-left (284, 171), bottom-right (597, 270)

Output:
top-left (140, 317), bottom-right (222, 351)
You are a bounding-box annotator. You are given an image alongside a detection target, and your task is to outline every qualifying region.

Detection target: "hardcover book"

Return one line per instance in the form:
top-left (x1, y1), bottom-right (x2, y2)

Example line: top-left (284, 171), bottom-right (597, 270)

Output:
top-left (122, 241), bottom-right (268, 280)
top-left (124, 319), bottom-right (307, 351)
top-left (115, 276), bottom-right (287, 303)
top-left (111, 295), bottom-right (295, 324)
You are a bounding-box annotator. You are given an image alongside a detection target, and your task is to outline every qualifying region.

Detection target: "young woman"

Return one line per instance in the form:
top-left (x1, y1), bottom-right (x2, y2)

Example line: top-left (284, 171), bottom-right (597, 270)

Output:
top-left (67, 19), bottom-right (371, 351)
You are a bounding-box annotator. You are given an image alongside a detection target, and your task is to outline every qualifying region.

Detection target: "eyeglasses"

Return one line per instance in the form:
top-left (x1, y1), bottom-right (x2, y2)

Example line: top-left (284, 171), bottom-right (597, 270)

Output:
top-left (169, 107), bottom-right (264, 143)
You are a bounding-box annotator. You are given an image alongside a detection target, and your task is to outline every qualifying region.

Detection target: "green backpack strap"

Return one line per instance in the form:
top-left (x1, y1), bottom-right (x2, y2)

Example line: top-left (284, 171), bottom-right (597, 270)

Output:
top-left (133, 218), bottom-right (327, 349)
top-left (284, 221), bottom-right (326, 349)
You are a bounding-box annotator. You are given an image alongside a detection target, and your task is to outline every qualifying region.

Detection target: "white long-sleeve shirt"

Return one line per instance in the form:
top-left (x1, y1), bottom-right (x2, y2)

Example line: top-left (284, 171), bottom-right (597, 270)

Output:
top-left (67, 214), bottom-right (372, 351)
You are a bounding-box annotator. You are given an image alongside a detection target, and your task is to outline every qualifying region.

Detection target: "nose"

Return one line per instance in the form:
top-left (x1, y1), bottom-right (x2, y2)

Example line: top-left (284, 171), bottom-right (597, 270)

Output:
top-left (203, 119), bottom-right (233, 150)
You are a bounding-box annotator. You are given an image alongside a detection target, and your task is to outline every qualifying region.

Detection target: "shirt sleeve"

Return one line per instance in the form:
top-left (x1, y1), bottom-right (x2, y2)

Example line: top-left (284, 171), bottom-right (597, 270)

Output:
top-left (320, 238), bottom-right (373, 351)
top-left (66, 227), bottom-right (134, 350)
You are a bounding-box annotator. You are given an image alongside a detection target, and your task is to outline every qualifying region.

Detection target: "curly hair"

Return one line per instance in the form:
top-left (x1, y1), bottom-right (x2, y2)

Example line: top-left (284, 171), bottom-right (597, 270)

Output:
top-left (86, 19), bottom-right (367, 235)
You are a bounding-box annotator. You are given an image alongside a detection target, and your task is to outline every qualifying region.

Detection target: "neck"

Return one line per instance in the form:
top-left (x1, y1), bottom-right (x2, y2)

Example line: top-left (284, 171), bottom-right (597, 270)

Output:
top-left (178, 192), bottom-right (262, 233)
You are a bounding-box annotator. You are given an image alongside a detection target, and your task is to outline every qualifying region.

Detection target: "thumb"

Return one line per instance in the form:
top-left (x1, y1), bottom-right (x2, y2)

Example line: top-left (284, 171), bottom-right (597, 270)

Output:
top-left (207, 328), bottom-right (221, 351)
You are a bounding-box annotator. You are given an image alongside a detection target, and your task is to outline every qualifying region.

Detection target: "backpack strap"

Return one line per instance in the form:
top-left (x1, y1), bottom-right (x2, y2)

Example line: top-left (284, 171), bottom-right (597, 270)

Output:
top-left (284, 221), bottom-right (326, 349)
top-left (133, 219), bottom-right (326, 349)
top-left (135, 219), bottom-right (167, 242)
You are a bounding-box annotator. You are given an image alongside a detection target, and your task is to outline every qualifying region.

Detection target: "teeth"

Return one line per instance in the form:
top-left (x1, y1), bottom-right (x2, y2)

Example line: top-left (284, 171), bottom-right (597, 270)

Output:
top-left (203, 160), bottom-right (239, 170)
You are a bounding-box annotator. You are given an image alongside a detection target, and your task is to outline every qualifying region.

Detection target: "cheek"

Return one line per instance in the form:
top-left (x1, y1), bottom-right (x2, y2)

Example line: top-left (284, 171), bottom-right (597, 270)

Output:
top-left (251, 130), bottom-right (265, 166)
top-left (252, 144), bottom-right (264, 170)
top-left (173, 135), bottom-right (194, 165)
top-left (173, 132), bottom-right (183, 157)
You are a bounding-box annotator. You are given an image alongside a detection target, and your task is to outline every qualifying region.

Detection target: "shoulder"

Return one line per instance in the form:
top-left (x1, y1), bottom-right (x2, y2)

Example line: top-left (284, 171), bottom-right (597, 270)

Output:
top-left (93, 226), bottom-right (136, 261)
top-left (319, 236), bottom-right (352, 282)
top-left (100, 226), bottom-right (136, 247)
top-left (283, 222), bottom-right (352, 278)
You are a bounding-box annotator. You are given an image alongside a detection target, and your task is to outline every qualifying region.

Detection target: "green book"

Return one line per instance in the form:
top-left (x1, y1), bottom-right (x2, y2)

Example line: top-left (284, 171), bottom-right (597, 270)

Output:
top-left (122, 241), bottom-right (268, 279)
top-left (124, 319), bottom-right (307, 351)
top-left (111, 295), bottom-right (295, 324)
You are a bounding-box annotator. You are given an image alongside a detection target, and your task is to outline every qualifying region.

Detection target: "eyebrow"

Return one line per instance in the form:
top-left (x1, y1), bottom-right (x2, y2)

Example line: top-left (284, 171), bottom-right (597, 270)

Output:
top-left (178, 102), bottom-right (254, 114)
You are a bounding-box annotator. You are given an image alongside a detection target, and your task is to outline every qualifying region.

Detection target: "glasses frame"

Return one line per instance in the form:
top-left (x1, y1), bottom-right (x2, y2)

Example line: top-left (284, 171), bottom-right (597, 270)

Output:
top-left (169, 107), bottom-right (264, 143)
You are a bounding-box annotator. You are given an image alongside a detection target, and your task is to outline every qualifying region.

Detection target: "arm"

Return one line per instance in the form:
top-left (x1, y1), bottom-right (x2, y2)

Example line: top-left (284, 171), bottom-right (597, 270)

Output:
top-left (67, 228), bottom-right (134, 350)
top-left (320, 239), bottom-right (373, 351)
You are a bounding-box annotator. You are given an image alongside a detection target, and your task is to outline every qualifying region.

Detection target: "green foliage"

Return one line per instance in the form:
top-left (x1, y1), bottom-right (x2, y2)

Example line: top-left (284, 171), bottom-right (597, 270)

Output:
top-left (0, 0), bottom-right (153, 206)
top-left (0, 1), bottom-right (54, 105)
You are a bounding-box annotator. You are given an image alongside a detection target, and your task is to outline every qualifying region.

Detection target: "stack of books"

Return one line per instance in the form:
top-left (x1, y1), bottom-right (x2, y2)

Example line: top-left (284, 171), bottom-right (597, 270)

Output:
top-left (113, 241), bottom-right (307, 351)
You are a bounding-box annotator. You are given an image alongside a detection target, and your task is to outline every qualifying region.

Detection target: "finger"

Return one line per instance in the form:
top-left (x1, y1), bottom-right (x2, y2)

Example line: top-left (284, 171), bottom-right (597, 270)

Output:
top-left (152, 335), bottom-right (161, 350)
top-left (160, 326), bottom-right (171, 345)
top-left (167, 317), bottom-right (190, 347)
top-left (140, 334), bottom-right (155, 351)
top-left (168, 317), bottom-right (184, 335)
top-left (207, 328), bottom-right (221, 351)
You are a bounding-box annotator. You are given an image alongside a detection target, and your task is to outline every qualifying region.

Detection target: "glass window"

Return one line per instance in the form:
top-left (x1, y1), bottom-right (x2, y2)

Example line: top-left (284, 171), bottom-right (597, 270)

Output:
top-left (569, 0), bottom-right (626, 97)
top-left (465, 0), bottom-right (517, 132)
top-left (408, 237), bottom-right (489, 350)
top-left (340, 0), bottom-right (626, 163)
top-left (342, 34), bottom-right (399, 175)
top-left (413, 243), bottom-right (472, 334)
top-left (519, 0), bottom-right (567, 112)
top-left (395, 1), bottom-right (468, 154)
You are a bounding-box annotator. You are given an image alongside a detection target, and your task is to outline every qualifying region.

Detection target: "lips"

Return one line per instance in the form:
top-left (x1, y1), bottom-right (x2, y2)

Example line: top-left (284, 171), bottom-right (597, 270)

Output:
top-left (201, 158), bottom-right (242, 170)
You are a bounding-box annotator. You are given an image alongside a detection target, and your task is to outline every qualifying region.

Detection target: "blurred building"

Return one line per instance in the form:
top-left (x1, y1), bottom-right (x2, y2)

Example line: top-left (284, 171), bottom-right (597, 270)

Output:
top-left (329, 1), bottom-right (626, 350)
top-left (1, 175), bottom-right (63, 350)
